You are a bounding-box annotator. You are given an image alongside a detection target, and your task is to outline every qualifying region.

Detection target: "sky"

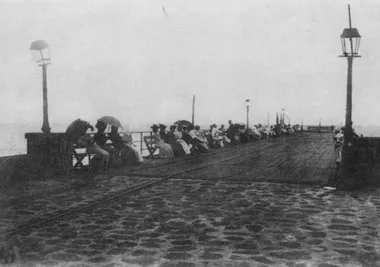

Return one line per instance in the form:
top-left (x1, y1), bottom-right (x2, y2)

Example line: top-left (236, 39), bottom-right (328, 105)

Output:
top-left (0, 0), bottom-right (380, 131)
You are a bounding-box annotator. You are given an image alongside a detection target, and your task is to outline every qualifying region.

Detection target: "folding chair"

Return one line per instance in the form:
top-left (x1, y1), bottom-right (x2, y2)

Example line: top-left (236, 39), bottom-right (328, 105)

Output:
top-left (143, 136), bottom-right (158, 158)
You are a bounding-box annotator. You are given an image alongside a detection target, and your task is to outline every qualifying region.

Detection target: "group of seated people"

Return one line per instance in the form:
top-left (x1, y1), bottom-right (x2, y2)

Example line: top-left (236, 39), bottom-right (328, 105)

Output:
top-left (66, 119), bottom-right (143, 171)
top-left (150, 124), bottom-right (210, 158)
top-left (66, 118), bottom-right (299, 170)
top-left (149, 120), bottom-right (298, 159)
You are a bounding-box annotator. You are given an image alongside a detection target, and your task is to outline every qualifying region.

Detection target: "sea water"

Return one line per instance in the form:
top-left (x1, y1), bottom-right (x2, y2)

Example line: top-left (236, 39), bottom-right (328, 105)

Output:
top-left (0, 123), bottom-right (379, 157)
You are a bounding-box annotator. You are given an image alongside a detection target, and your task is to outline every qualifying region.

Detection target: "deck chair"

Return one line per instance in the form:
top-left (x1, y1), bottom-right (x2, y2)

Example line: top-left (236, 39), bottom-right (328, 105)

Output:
top-left (70, 143), bottom-right (94, 172)
top-left (144, 136), bottom-right (158, 158)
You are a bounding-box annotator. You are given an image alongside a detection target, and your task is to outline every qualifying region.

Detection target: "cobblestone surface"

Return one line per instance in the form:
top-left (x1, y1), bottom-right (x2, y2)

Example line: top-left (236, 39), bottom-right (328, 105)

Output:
top-left (0, 133), bottom-right (379, 267)
top-left (6, 181), bottom-right (380, 267)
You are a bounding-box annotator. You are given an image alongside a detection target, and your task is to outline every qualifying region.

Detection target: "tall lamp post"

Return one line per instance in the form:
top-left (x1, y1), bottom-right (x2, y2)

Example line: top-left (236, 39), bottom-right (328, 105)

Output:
top-left (338, 5), bottom-right (362, 189)
top-left (30, 40), bottom-right (51, 134)
top-left (339, 5), bottom-right (361, 147)
top-left (245, 99), bottom-right (250, 132)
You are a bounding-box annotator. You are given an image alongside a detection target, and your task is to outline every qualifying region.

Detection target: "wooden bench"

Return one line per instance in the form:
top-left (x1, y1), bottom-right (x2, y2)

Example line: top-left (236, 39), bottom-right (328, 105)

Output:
top-left (143, 136), bottom-right (158, 158)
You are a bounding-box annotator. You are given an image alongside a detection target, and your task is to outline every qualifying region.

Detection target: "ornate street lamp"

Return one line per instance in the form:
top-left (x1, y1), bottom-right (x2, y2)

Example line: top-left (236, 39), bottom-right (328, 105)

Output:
top-left (245, 99), bottom-right (250, 131)
top-left (339, 5), bottom-right (361, 147)
top-left (30, 40), bottom-right (51, 134)
top-left (337, 5), bottom-right (362, 190)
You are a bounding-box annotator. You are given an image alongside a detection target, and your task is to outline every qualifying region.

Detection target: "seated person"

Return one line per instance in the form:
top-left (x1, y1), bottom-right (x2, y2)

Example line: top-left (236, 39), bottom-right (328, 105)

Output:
top-left (65, 119), bottom-right (94, 148)
top-left (188, 125), bottom-right (208, 153)
top-left (151, 124), bottom-right (174, 158)
top-left (165, 125), bottom-right (188, 156)
top-left (110, 126), bottom-right (142, 165)
top-left (219, 124), bottom-right (226, 133)
top-left (211, 124), bottom-right (224, 148)
top-left (122, 132), bottom-right (144, 164)
top-left (205, 127), bottom-right (217, 148)
top-left (159, 124), bottom-right (167, 141)
top-left (77, 134), bottom-right (110, 171)
top-left (195, 125), bottom-right (209, 148)
top-left (181, 126), bottom-right (193, 146)
top-left (174, 126), bottom-right (191, 155)
top-left (94, 121), bottom-right (118, 162)
top-left (239, 125), bottom-right (249, 143)
top-left (227, 120), bottom-right (237, 143)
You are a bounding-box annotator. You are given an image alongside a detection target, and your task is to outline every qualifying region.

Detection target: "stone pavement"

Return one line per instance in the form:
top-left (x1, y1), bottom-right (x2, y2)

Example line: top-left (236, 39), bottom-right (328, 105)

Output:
top-left (1, 132), bottom-right (379, 266)
top-left (7, 181), bottom-right (380, 267)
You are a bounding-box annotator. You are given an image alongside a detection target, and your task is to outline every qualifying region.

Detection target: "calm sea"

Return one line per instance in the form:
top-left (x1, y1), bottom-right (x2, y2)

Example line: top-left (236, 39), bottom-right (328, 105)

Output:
top-left (0, 123), bottom-right (379, 157)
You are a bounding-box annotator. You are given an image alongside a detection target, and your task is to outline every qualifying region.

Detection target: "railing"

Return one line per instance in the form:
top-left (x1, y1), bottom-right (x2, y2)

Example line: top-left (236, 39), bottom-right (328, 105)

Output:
top-left (129, 131), bottom-right (155, 158)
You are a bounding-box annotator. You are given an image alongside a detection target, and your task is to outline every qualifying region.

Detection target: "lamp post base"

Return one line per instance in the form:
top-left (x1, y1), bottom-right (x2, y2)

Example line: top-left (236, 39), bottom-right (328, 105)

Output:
top-left (336, 145), bottom-right (366, 190)
top-left (41, 125), bottom-right (51, 134)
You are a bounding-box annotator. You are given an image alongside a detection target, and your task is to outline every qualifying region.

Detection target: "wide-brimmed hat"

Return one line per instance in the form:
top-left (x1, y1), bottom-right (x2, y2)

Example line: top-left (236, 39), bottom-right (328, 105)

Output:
top-left (159, 124), bottom-right (167, 129)
top-left (151, 124), bottom-right (159, 129)
top-left (122, 132), bottom-right (133, 143)
top-left (170, 125), bottom-right (177, 130)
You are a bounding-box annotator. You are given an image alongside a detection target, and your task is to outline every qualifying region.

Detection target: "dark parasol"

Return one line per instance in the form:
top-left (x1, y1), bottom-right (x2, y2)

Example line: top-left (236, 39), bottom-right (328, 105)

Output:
top-left (174, 120), bottom-right (193, 129)
top-left (65, 119), bottom-right (94, 146)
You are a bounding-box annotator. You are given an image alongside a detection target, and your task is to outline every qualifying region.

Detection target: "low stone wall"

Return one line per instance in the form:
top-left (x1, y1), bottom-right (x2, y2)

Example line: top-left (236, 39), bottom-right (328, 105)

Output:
top-left (0, 154), bottom-right (28, 187)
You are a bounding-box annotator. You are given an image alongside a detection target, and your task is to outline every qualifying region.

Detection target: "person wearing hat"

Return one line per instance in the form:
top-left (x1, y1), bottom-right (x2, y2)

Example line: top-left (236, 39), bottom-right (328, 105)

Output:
top-left (189, 125), bottom-right (208, 152)
top-left (121, 132), bottom-right (143, 164)
top-left (151, 124), bottom-right (174, 158)
top-left (78, 133), bottom-right (110, 171)
top-left (110, 126), bottom-right (143, 165)
top-left (158, 124), bottom-right (167, 141)
top-left (181, 125), bottom-right (193, 146)
top-left (226, 120), bottom-right (237, 143)
top-left (173, 125), bottom-right (191, 155)
top-left (165, 125), bottom-right (189, 156)
top-left (211, 124), bottom-right (224, 148)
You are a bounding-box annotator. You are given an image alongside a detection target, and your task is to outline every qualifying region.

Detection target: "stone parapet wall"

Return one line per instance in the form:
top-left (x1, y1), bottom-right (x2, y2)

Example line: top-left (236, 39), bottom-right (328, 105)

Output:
top-left (0, 154), bottom-right (28, 187)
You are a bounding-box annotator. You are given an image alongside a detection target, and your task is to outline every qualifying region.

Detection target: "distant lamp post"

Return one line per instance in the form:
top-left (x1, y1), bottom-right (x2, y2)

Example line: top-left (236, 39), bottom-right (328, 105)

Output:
top-left (30, 40), bottom-right (51, 134)
top-left (339, 5), bottom-right (361, 146)
top-left (245, 99), bottom-right (250, 131)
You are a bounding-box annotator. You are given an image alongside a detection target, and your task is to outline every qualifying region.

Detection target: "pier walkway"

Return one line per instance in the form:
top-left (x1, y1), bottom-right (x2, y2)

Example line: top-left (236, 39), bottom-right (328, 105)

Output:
top-left (1, 132), bottom-right (380, 266)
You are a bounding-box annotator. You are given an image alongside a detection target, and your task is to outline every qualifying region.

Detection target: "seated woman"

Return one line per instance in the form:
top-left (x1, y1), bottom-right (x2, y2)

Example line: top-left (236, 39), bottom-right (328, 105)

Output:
top-left (165, 125), bottom-right (188, 157)
top-left (195, 125), bottom-right (209, 149)
top-left (77, 134), bottom-right (110, 171)
top-left (151, 124), bottom-right (174, 158)
top-left (181, 126), bottom-right (193, 146)
top-left (251, 125), bottom-right (262, 140)
top-left (110, 126), bottom-right (142, 165)
top-left (239, 125), bottom-right (249, 143)
top-left (94, 121), bottom-right (119, 164)
top-left (122, 132), bottom-right (144, 164)
top-left (188, 125), bottom-right (208, 153)
top-left (159, 124), bottom-right (167, 141)
top-left (173, 126), bottom-right (191, 155)
top-left (211, 124), bottom-right (225, 148)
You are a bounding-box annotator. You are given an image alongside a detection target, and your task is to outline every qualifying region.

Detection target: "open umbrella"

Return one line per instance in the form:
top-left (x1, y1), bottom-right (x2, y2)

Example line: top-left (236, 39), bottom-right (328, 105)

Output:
top-left (174, 120), bottom-right (193, 129)
top-left (65, 119), bottom-right (94, 145)
top-left (97, 116), bottom-right (122, 128)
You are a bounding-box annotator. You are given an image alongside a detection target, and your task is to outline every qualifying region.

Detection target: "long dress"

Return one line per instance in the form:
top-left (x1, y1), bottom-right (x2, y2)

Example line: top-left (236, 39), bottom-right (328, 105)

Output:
top-left (212, 128), bottom-right (224, 148)
top-left (77, 134), bottom-right (110, 170)
top-left (174, 131), bottom-right (191, 155)
top-left (153, 132), bottom-right (174, 158)
top-left (189, 130), bottom-right (208, 152)
top-left (122, 133), bottom-right (143, 163)
top-left (165, 132), bottom-right (186, 157)
top-left (110, 132), bottom-right (142, 165)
